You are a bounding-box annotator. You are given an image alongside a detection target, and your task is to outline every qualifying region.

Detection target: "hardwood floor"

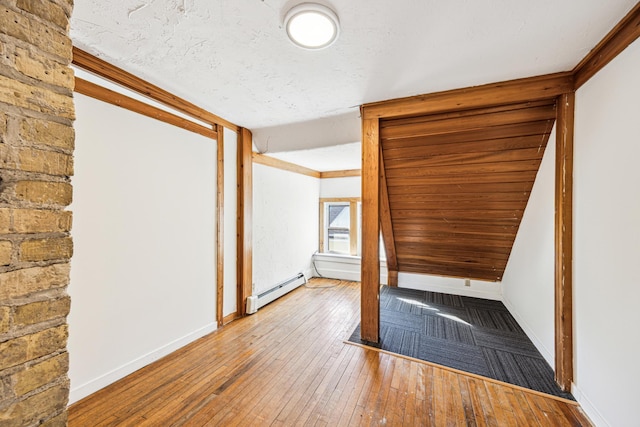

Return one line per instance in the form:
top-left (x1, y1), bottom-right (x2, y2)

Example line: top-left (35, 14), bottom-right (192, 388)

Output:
top-left (68, 279), bottom-right (592, 426)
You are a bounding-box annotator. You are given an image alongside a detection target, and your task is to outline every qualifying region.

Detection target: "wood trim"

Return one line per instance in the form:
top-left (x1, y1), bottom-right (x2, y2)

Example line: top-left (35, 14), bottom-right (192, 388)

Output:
top-left (72, 47), bottom-right (240, 132)
top-left (237, 128), bottom-right (253, 315)
top-left (318, 202), bottom-right (325, 252)
top-left (320, 169), bottom-right (362, 179)
top-left (554, 92), bottom-right (574, 392)
top-left (387, 270), bottom-right (398, 287)
top-left (74, 77), bottom-right (218, 140)
top-left (319, 197), bottom-right (361, 203)
top-left (573, 3), bottom-right (640, 89)
top-left (221, 312), bottom-right (239, 326)
top-left (379, 144), bottom-right (398, 286)
top-left (349, 200), bottom-right (358, 256)
top-left (362, 72), bottom-right (573, 120)
top-left (216, 127), bottom-right (224, 327)
top-left (361, 117), bottom-right (380, 343)
top-left (252, 152), bottom-right (321, 178)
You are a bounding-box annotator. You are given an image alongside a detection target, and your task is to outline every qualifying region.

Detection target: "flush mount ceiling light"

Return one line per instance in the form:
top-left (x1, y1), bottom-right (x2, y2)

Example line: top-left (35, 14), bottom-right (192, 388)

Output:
top-left (284, 3), bottom-right (340, 50)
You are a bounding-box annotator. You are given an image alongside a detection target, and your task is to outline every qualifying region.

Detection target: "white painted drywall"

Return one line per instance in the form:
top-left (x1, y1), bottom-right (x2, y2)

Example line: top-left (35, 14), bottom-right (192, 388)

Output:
top-left (320, 176), bottom-right (361, 199)
top-left (501, 134), bottom-right (556, 366)
top-left (223, 128), bottom-right (238, 317)
top-left (252, 164), bottom-right (319, 294)
top-left (68, 93), bottom-right (217, 403)
top-left (572, 38), bottom-right (640, 427)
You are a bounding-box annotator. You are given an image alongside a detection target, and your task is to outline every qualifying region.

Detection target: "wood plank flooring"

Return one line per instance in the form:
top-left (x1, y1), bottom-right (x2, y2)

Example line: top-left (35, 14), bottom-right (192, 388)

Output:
top-left (68, 279), bottom-right (592, 426)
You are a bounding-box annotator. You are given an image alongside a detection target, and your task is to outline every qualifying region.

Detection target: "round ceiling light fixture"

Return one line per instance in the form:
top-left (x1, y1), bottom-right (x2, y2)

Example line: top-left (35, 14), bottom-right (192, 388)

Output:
top-left (284, 3), bottom-right (340, 50)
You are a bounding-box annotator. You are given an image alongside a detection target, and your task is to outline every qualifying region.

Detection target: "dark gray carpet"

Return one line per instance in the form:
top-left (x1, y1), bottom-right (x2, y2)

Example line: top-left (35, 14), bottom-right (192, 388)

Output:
top-left (348, 286), bottom-right (573, 400)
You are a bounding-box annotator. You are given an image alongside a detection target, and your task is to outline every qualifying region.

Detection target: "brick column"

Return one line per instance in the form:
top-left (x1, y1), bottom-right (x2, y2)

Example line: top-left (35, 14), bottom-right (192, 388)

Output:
top-left (0, 0), bottom-right (75, 425)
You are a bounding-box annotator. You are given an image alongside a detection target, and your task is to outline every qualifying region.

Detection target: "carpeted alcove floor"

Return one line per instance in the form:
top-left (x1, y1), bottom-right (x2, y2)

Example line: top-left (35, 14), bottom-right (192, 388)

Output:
top-left (348, 285), bottom-right (573, 400)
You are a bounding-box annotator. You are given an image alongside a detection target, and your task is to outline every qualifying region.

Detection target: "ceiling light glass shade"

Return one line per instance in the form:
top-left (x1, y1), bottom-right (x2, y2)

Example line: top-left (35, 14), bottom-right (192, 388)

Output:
top-left (284, 3), bottom-right (340, 49)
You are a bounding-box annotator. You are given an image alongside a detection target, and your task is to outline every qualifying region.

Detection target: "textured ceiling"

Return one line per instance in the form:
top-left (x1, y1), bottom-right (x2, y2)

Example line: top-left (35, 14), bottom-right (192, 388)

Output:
top-left (267, 141), bottom-right (361, 172)
top-left (71, 0), bottom-right (637, 152)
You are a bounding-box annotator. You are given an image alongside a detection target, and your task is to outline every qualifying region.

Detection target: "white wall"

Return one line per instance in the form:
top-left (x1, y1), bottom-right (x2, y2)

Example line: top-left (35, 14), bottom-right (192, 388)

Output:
top-left (320, 176), bottom-right (361, 198)
top-left (223, 128), bottom-right (238, 317)
top-left (572, 38), bottom-right (640, 427)
top-left (501, 134), bottom-right (556, 365)
top-left (69, 93), bottom-right (217, 403)
top-left (499, 38), bottom-right (640, 426)
top-left (252, 164), bottom-right (319, 294)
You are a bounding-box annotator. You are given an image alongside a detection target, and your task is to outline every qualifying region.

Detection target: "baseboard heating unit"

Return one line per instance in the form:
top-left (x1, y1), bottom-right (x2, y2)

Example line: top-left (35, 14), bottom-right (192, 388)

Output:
top-left (246, 273), bottom-right (306, 314)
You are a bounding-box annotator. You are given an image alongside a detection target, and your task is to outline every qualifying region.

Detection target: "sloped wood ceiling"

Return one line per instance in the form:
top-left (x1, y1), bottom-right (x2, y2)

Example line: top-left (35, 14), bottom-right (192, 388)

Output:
top-left (380, 100), bottom-right (556, 281)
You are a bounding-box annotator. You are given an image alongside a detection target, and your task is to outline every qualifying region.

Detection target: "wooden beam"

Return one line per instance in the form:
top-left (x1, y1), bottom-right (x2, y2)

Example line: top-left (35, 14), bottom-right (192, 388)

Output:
top-left (74, 77), bottom-right (218, 140)
top-left (573, 3), bottom-right (640, 89)
top-left (361, 117), bottom-right (380, 343)
top-left (379, 144), bottom-right (398, 286)
top-left (387, 270), bottom-right (398, 287)
top-left (252, 152), bottom-right (321, 178)
top-left (216, 126), bottom-right (224, 327)
top-left (72, 47), bottom-right (240, 132)
top-left (237, 128), bottom-right (253, 315)
top-left (362, 72), bottom-right (573, 120)
top-left (554, 92), bottom-right (574, 392)
top-left (319, 169), bottom-right (362, 179)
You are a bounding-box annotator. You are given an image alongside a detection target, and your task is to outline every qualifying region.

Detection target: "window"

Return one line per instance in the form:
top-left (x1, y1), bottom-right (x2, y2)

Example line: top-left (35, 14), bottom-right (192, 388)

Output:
top-left (319, 198), bottom-right (360, 256)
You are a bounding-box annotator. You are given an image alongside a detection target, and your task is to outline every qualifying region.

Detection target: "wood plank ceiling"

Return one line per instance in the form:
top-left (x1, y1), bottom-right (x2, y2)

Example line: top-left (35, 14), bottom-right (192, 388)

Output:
top-left (380, 100), bottom-right (556, 281)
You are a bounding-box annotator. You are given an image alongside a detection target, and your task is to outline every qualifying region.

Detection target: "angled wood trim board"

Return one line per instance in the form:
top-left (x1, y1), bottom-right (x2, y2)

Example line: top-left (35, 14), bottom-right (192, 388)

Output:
top-left (573, 2), bottom-right (640, 89)
top-left (252, 153), bottom-right (321, 178)
top-left (222, 312), bottom-right (239, 326)
top-left (74, 77), bottom-right (218, 140)
top-left (379, 145), bottom-right (398, 278)
top-left (73, 47), bottom-right (240, 131)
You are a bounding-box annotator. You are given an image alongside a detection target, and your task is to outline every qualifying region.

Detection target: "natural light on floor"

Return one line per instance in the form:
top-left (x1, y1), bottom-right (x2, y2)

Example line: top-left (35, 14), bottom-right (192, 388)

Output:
top-left (397, 297), bottom-right (471, 325)
top-left (397, 297), bottom-right (438, 311)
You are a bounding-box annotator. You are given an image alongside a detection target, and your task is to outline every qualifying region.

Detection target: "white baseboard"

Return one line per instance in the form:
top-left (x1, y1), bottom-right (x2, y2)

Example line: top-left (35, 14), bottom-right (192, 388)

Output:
top-left (312, 268), bottom-right (388, 285)
top-left (501, 296), bottom-right (554, 367)
top-left (312, 253), bottom-right (388, 284)
top-left (398, 272), bottom-right (502, 301)
top-left (302, 267), bottom-right (314, 282)
top-left (69, 322), bottom-right (217, 405)
top-left (317, 267), bottom-right (361, 282)
top-left (572, 383), bottom-right (608, 427)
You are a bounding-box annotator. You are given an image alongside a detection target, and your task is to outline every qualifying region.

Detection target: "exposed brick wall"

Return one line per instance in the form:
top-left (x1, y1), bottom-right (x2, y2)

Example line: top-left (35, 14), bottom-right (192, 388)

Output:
top-left (0, 0), bottom-right (74, 425)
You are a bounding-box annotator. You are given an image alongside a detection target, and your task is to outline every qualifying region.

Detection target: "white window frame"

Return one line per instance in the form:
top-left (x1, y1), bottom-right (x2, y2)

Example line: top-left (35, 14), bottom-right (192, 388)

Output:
top-left (319, 198), bottom-right (361, 256)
